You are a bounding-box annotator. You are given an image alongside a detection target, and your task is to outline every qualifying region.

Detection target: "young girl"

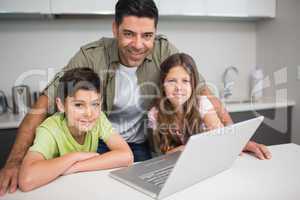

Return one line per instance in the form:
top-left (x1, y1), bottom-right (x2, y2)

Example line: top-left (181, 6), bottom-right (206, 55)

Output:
top-left (148, 53), bottom-right (223, 154)
top-left (18, 68), bottom-right (133, 192)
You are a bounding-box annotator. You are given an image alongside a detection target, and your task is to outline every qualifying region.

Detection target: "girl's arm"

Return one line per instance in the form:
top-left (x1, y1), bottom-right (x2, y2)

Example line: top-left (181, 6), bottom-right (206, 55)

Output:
top-left (18, 151), bottom-right (98, 192)
top-left (63, 132), bottom-right (133, 175)
top-left (200, 86), bottom-right (233, 125)
top-left (198, 95), bottom-right (224, 131)
top-left (203, 110), bottom-right (224, 131)
top-left (166, 145), bottom-right (185, 154)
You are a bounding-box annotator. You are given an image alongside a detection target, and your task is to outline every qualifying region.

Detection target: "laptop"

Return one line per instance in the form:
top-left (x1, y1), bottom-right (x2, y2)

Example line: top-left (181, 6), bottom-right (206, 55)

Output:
top-left (110, 116), bottom-right (264, 199)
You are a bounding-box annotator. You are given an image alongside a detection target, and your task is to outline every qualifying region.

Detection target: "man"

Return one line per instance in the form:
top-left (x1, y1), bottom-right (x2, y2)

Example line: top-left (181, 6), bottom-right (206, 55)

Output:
top-left (0, 0), bottom-right (271, 196)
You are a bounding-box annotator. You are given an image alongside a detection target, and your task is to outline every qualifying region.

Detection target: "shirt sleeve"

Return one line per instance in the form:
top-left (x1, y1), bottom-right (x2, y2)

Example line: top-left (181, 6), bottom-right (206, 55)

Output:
top-left (198, 96), bottom-right (214, 119)
top-left (29, 126), bottom-right (59, 160)
top-left (148, 107), bottom-right (158, 130)
top-left (42, 49), bottom-right (89, 114)
top-left (157, 34), bottom-right (179, 62)
top-left (198, 73), bottom-right (206, 91)
top-left (98, 112), bottom-right (114, 143)
top-left (41, 71), bottom-right (64, 114)
top-left (158, 35), bottom-right (206, 90)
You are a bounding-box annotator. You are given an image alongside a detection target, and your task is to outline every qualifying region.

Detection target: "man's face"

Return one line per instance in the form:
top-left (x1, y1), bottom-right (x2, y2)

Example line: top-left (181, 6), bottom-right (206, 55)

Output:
top-left (113, 16), bottom-right (156, 67)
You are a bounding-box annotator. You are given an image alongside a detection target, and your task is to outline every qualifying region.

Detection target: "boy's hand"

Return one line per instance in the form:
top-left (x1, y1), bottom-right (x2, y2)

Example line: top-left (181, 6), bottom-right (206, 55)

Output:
top-left (62, 165), bottom-right (77, 176)
top-left (63, 152), bottom-right (99, 175)
top-left (70, 152), bottom-right (99, 162)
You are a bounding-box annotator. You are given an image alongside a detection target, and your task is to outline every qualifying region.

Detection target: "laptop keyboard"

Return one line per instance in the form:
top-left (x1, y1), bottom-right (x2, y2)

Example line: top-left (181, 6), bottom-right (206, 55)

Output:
top-left (139, 165), bottom-right (175, 188)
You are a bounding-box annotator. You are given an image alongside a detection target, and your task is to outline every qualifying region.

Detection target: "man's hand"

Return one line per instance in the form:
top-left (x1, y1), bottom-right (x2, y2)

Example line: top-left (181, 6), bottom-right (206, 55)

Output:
top-left (0, 161), bottom-right (21, 196)
top-left (0, 95), bottom-right (50, 196)
top-left (243, 141), bottom-right (272, 160)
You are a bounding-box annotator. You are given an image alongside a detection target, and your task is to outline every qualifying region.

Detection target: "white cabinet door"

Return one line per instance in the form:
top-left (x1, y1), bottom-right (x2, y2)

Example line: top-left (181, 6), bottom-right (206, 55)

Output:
top-left (51, 0), bottom-right (118, 14)
top-left (0, 0), bottom-right (50, 13)
top-left (158, 0), bottom-right (276, 18)
top-left (247, 0), bottom-right (276, 17)
top-left (206, 0), bottom-right (248, 17)
top-left (157, 0), bottom-right (206, 16)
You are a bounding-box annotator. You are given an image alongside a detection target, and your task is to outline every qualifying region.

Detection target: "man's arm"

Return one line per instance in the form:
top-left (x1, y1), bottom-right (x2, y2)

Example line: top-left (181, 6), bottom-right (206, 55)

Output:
top-left (0, 44), bottom-right (91, 196)
top-left (200, 86), bottom-right (271, 160)
top-left (0, 95), bottom-right (49, 196)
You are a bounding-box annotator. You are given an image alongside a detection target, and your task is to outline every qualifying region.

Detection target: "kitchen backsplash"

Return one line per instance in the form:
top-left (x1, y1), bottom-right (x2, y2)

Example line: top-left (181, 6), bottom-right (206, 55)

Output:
top-left (0, 18), bottom-right (256, 101)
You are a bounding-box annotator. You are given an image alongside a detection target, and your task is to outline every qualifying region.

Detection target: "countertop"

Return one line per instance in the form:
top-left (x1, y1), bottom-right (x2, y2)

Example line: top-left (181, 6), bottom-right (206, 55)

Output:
top-left (0, 112), bottom-right (25, 129)
top-left (225, 100), bottom-right (295, 113)
top-left (4, 143), bottom-right (300, 200)
top-left (0, 100), bottom-right (296, 129)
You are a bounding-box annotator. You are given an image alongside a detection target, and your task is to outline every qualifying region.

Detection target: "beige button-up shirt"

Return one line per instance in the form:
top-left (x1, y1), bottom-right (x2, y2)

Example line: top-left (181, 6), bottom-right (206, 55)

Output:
top-left (43, 35), bottom-right (205, 115)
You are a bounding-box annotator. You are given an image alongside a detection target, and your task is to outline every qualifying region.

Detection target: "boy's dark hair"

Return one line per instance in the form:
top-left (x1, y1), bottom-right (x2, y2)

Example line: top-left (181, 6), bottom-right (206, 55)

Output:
top-left (57, 67), bottom-right (101, 102)
top-left (115, 0), bottom-right (159, 27)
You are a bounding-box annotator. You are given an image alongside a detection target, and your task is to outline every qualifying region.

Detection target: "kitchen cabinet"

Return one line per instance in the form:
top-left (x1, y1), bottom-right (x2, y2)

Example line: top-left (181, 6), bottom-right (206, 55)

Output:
top-left (206, 0), bottom-right (248, 17)
top-left (230, 106), bottom-right (292, 145)
top-left (157, 0), bottom-right (206, 16)
top-left (51, 0), bottom-right (118, 14)
top-left (0, 0), bottom-right (50, 14)
top-left (158, 0), bottom-right (276, 18)
top-left (0, 0), bottom-right (276, 18)
top-left (247, 0), bottom-right (276, 17)
top-left (0, 113), bottom-right (24, 169)
top-left (0, 129), bottom-right (17, 169)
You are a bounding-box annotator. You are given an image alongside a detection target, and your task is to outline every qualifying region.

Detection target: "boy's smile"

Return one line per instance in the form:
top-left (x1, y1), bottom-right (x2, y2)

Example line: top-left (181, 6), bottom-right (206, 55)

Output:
top-left (57, 89), bottom-right (102, 136)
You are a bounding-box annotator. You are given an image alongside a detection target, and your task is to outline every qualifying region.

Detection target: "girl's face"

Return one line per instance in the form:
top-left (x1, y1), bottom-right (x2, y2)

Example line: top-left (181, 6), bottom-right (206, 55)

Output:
top-left (57, 89), bottom-right (101, 135)
top-left (163, 65), bottom-right (192, 109)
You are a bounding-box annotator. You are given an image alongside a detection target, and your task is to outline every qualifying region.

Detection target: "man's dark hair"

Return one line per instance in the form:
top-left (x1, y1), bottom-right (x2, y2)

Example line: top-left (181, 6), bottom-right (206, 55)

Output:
top-left (57, 67), bottom-right (101, 102)
top-left (115, 0), bottom-right (159, 27)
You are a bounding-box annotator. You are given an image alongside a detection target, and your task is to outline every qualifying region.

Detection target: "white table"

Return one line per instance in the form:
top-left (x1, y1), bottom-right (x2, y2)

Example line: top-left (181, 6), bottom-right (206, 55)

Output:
top-left (3, 143), bottom-right (300, 200)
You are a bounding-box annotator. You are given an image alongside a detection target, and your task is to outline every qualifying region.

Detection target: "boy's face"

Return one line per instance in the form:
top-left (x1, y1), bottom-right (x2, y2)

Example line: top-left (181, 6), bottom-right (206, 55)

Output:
top-left (113, 16), bottom-right (156, 67)
top-left (57, 89), bottom-right (101, 135)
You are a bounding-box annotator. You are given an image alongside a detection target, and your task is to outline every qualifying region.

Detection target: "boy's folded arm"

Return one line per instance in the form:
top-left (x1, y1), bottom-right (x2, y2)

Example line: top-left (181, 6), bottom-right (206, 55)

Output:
top-left (18, 151), bottom-right (96, 192)
top-left (66, 133), bottom-right (134, 174)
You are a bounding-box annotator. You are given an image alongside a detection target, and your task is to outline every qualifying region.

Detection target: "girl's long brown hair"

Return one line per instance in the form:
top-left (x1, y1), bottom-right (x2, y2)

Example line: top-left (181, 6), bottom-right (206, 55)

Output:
top-left (154, 53), bottom-right (204, 153)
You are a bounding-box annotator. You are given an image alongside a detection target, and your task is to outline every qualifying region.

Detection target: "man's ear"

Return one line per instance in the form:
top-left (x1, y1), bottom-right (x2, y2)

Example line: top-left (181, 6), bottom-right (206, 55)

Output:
top-left (56, 97), bottom-right (65, 113)
top-left (112, 21), bottom-right (118, 38)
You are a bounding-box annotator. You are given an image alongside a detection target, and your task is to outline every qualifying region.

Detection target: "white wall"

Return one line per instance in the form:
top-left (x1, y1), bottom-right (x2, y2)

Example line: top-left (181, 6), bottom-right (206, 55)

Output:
top-left (0, 16), bottom-right (256, 105)
top-left (256, 0), bottom-right (300, 144)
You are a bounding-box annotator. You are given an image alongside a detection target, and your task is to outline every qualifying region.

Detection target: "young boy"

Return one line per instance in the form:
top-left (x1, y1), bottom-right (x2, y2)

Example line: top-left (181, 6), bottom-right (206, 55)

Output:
top-left (18, 68), bottom-right (133, 192)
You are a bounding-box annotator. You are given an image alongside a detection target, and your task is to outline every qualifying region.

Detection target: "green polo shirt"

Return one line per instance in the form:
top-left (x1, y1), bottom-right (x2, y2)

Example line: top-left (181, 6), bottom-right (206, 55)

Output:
top-left (43, 35), bottom-right (206, 115)
top-left (29, 112), bottom-right (113, 159)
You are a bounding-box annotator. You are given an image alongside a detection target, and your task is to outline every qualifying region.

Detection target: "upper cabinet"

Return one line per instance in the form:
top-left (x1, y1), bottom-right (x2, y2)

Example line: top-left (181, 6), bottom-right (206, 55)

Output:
top-left (247, 0), bottom-right (276, 17)
top-left (206, 0), bottom-right (248, 17)
top-left (0, 0), bottom-right (50, 14)
top-left (0, 0), bottom-right (276, 18)
top-left (157, 0), bottom-right (206, 16)
top-left (51, 0), bottom-right (118, 14)
top-left (157, 0), bottom-right (276, 18)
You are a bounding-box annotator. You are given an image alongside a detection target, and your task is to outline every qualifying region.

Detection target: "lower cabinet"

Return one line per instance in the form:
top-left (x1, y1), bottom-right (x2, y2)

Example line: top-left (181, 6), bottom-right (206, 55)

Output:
top-left (230, 106), bottom-right (292, 145)
top-left (0, 106), bottom-right (293, 168)
top-left (0, 129), bottom-right (17, 169)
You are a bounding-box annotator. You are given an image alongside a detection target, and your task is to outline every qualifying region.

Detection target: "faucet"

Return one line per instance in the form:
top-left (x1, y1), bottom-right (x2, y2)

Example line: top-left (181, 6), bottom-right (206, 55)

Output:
top-left (221, 66), bottom-right (239, 101)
